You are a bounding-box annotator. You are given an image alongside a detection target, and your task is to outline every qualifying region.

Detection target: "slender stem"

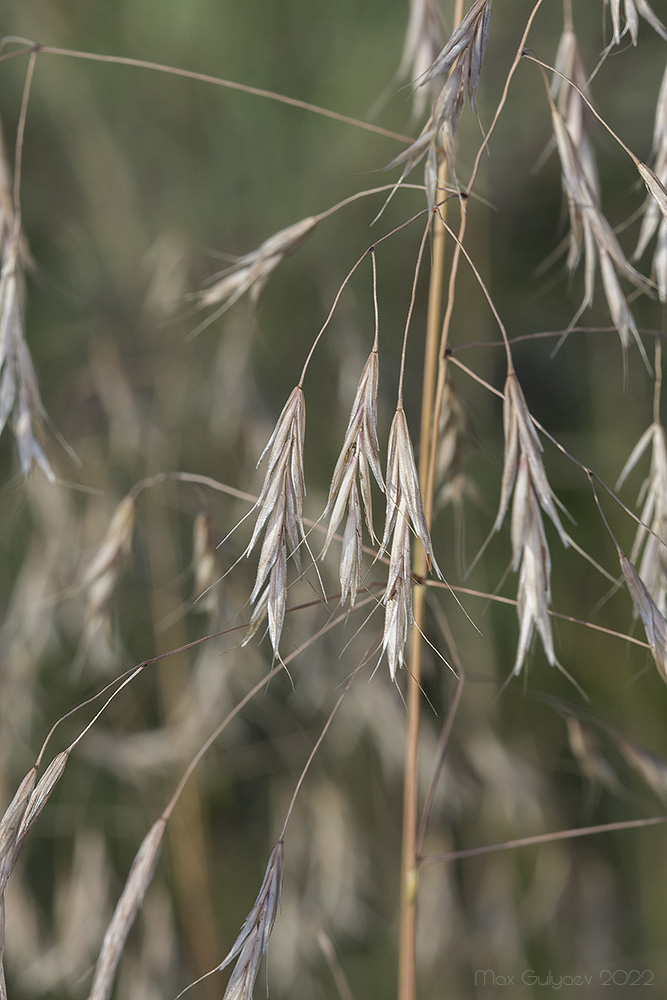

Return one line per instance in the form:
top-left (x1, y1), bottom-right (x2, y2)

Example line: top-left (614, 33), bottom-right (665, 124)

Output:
top-left (397, 155), bottom-right (450, 1000)
top-left (420, 816), bottom-right (667, 868)
top-left (22, 43), bottom-right (413, 144)
top-left (12, 47), bottom-right (37, 229)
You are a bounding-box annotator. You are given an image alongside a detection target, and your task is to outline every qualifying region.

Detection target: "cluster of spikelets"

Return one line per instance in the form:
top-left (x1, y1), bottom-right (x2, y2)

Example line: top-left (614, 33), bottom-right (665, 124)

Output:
top-left (241, 345), bottom-right (441, 681)
top-left (383, 0), bottom-right (493, 212)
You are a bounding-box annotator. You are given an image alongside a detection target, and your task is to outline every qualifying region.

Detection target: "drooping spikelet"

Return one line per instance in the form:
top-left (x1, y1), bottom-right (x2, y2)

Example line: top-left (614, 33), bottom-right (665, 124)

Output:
top-left (196, 216), bottom-right (318, 329)
top-left (635, 62), bottom-right (667, 302)
top-left (379, 406), bottom-right (441, 679)
top-left (321, 349), bottom-right (384, 606)
top-left (244, 387), bottom-right (306, 652)
top-left (383, 0), bottom-right (493, 212)
top-left (216, 841), bottom-right (284, 1000)
top-left (617, 421), bottom-right (667, 614)
top-left (496, 372), bottom-right (568, 676)
top-left (608, 0), bottom-right (667, 45)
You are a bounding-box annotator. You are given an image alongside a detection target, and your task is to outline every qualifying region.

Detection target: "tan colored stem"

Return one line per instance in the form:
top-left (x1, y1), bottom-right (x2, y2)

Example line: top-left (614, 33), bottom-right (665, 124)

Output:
top-left (398, 154), bottom-right (449, 1000)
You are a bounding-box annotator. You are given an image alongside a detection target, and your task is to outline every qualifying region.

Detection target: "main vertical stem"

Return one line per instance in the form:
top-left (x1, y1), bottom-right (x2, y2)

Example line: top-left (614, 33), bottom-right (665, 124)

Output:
top-left (398, 162), bottom-right (448, 1000)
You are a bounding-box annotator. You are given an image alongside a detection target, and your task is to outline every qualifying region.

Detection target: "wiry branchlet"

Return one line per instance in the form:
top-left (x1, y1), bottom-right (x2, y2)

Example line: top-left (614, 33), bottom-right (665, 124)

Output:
top-left (398, 0), bottom-right (447, 121)
top-left (197, 216), bottom-right (318, 322)
top-left (617, 422), bottom-right (667, 614)
top-left (87, 818), bottom-right (166, 1000)
top-left (496, 373), bottom-right (567, 675)
top-left (617, 736), bottom-right (667, 802)
top-left (244, 387), bottom-right (306, 652)
top-left (619, 550), bottom-right (667, 684)
top-left (566, 717), bottom-right (621, 793)
top-left (379, 406), bottom-right (441, 678)
top-left (321, 350), bottom-right (384, 606)
top-left (0, 245), bottom-right (55, 482)
top-left (608, 0), bottom-right (667, 45)
top-left (217, 841), bottom-right (284, 1000)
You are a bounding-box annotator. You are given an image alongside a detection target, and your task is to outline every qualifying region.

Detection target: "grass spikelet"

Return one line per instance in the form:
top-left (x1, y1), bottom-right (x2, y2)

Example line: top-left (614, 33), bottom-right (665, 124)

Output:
top-left (0, 243), bottom-right (55, 482)
top-left (421, 0), bottom-right (493, 111)
top-left (619, 550), bottom-right (667, 684)
top-left (609, 0), bottom-right (667, 44)
top-left (381, 406), bottom-right (440, 574)
top-left (510, 454), bottom-right (556, 674)
top-left (244, 386), bottom-right (306, 651)
top-left (196, 216), bottom-right (318, 329)
top-left (378, 406), bottom-right (441, 678)
top-left (0, 767), bottom-right (37, 892)
top-left (321, 349), bottom-right (384, 605)
top-left (87, 817), bottom-right (166, 1000)
top-left (617, 421), bottom-right (667, 613)
top-left (495, 372), bottom-right (568, 546)
top-left (398, 0), bottom-right (446, 120)
top-left (212, 841), bottom-right (284, 1000)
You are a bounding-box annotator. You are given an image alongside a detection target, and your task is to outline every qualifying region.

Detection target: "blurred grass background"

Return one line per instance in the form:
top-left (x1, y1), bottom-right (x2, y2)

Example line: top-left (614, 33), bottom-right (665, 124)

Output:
top-left (1, 1), bottom-right (667, 997)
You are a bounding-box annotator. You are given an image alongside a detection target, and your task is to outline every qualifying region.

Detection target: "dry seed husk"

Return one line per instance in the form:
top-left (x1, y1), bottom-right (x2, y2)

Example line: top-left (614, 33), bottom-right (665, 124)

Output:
top-left (620, 551), bottom-right (667, 683)
top-left (87, 818), bottom-right (166, 1000)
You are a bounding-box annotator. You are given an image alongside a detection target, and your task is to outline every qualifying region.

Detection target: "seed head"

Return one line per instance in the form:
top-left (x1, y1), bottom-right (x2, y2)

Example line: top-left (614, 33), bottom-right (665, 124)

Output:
top-left (218, 841), bottom-right (284, 1000)
top-left (378, 406), bottom-right (441, 678)
top-left (618, 422), bottom-right (667, 615)
top-left (197, 216), bottom-right (318, 323)
top-left (620, 550), bottom-right (667, 684)
top-left (608, 0), bottom-right (667, 45)
top-left (321, 349), bottom-right (384, 605)
top-left (244, 387), bottom-right (306, 652)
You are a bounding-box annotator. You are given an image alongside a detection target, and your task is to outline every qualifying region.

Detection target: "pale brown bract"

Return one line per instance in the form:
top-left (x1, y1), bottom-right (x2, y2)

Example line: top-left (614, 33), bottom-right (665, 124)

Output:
top-left (217, 841), bottom-right (284, 1000)
top-left (617, 422), bottom-right (667, 615)
top-left (495, 372), bottom-right (568, 675)
top-left (244, 386), bottom-right (306, 652)
top-left (620, 550), bottom-right (667, 684)
top-left (383, 0), bottom-right (493, 213)
top-left (608, 0), bottom-right (667, 45)
top-left (197, 216), bottom-right (319, 320)
top-left (321, 349), bottom-right (384, 607)
top-left (379, 406), bottom-right (441, 679)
